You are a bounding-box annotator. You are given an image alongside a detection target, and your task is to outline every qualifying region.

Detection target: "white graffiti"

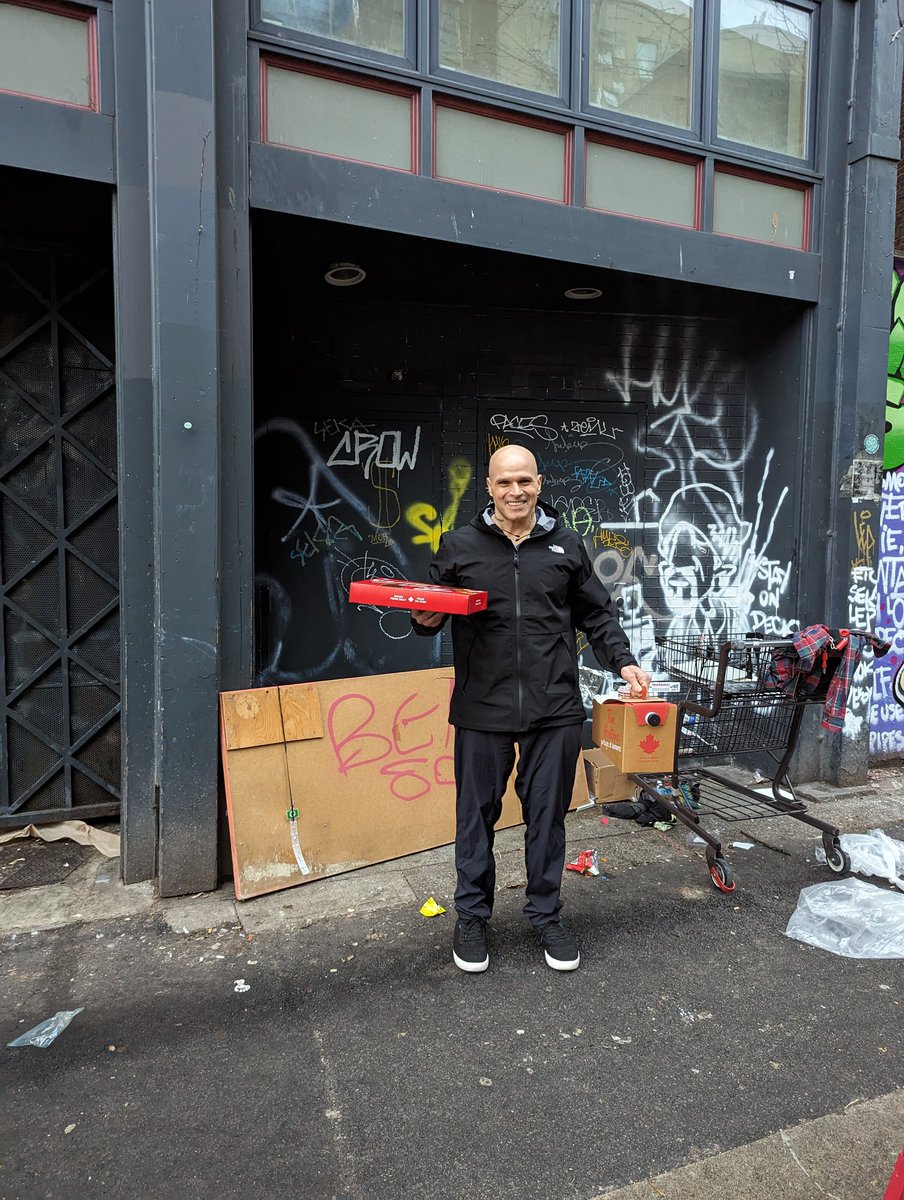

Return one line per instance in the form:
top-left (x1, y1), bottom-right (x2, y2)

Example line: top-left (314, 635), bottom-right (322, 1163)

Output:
top-left (871, 469), bottom-right (904, 754)
top-left (326, 426), bottom-right (421, 480)
top-left (650, 454), bottom-right (791, 642)
top-left (847, 565), bottom-right (878, 740)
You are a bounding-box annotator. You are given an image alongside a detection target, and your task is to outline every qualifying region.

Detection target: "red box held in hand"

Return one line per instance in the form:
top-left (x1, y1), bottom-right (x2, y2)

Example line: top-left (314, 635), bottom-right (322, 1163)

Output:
top-left (348, 578), bottom-right (488, 615)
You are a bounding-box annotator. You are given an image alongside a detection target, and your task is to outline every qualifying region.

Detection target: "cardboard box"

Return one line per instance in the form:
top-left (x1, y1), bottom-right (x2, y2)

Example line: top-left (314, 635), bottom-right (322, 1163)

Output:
top-left (348, 578), bottom-right (488, 615)
top-left (582, 749), bottom-right (634, 804)
top-left (591, 697), bottom-right (677, 774)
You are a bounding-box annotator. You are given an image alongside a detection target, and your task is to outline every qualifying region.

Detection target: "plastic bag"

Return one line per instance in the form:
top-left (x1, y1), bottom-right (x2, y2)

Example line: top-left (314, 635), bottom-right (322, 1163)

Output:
top-left (839, 829), bottom-right (904, 891)
top-left (785, 879), bottom-right (904, 959)
top-left (7, 1008), bottom-right (84, 1048)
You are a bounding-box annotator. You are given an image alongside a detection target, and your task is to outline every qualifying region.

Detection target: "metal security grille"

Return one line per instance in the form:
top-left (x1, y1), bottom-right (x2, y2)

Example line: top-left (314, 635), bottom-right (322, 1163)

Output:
top-left (0, 247), bottom-right (120, 827)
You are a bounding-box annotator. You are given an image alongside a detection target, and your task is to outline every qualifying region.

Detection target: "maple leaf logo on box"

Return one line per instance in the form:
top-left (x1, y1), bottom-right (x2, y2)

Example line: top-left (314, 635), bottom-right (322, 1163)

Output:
top-left (639, 732), bottom-right (661, 755)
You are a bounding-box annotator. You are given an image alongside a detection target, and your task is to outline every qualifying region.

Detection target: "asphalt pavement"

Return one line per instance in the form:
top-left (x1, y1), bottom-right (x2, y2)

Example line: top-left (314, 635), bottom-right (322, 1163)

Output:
top-left (2, 773), bottom-right (903, 1200)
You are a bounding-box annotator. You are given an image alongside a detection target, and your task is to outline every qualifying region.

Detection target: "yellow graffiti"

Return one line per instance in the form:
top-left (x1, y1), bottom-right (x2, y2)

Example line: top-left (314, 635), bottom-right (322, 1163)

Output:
top-left (371, 465), bottom-right (401, 531)
top-left (405, 458), bottom-right (473, 553)
top-left (852, 508), bottom-right (875, 570)
top-left (592, 528), bottom-right (632, 557)
top-left (486, 435), bottom-right (510, 456)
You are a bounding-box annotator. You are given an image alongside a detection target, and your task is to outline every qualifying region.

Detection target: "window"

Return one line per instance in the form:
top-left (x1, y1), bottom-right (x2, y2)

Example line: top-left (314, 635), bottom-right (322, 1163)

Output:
top-left (0, 1), bottom-right (96, 109)
top-left (586, 139), bottom-right (699, 226)
top-left (434, 100), bottom-right (570, 202)
top-left (264, 61), bottom-right (416, 172)
top-left (260, 0), bottom-right (406, 58)
top-left (717, 0), bottom-right (811, 158)
top-left (588, 0), bottom-right (694, 130)
top-left (712, 166), bottom-right (808, 247)
top-left (437, 0), bottom-right (562, 97)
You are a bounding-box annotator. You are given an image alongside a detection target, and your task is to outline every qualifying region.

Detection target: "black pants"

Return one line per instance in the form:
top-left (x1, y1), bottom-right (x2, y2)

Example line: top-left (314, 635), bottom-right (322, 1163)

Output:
top-left (453, 723), bottom-right (583, 928)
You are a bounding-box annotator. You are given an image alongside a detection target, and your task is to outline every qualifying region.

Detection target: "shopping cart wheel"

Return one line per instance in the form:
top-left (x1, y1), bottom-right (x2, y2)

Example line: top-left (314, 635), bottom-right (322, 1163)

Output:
top-left (825, 846), bottom-right (851, 875)
top-left (708, 857), bottom-right (736, 894)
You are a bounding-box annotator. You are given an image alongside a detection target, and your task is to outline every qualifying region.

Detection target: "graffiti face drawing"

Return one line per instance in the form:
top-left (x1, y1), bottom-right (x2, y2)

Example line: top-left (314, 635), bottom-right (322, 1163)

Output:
top-left (658, 486), bottom-right (751, 639)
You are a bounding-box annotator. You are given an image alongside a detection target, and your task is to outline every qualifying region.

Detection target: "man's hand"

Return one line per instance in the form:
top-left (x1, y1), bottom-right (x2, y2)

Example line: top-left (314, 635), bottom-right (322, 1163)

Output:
top-left (412, 610), bottom-right (445, 628)
top-left (620, 664), bottom-right (651, 697)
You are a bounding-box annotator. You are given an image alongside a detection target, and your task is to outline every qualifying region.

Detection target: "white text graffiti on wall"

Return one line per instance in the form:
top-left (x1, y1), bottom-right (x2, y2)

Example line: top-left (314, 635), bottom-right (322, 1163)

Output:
top-left (848, 562), bottom-right (879, 741)
top-left (870, 469), bottom-right (904, 754)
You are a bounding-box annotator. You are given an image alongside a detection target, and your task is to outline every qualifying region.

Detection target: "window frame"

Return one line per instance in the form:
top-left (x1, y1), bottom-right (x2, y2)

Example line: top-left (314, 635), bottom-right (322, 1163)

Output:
top-left (709, 0), bottom-right (819, 168)
top-left (579, 0), bottom-right (705, 141)
top-left (0, 0), bottom-right (100, 112)
top-left (250, 0), bottom-right (417, 72)
top-left (711, 161), bottom-right (812, 248)
top-left (260, 54), bottom-right (420, 175)
top-left (584, 132), bottom-right (703, 229)
top-left (428, 0), bottom-right (573, 112)
top-left (432, 94), bottom-right (574, 205)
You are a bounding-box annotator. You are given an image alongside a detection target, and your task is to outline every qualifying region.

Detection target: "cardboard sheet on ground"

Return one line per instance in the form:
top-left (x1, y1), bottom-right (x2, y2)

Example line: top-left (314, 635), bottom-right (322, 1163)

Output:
top-left (0, 821), bottom-right (120, 858)
top-left (220, 668), bottom-right (588, 900)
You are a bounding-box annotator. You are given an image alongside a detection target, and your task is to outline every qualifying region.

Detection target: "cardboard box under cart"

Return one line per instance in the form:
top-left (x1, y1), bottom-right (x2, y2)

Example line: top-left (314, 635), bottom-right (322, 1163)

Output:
top-left (591, 697), bottom-right (678, 774)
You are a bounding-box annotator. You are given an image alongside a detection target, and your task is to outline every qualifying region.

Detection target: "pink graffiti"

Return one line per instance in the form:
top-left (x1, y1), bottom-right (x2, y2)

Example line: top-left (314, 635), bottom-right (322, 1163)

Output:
top-left (326, 690), bottom-right (454, 801)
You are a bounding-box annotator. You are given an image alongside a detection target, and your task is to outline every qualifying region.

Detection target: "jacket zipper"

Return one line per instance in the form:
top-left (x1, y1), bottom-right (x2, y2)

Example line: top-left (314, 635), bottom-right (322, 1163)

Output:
top-left (513, 544), bottom-right (523, 727)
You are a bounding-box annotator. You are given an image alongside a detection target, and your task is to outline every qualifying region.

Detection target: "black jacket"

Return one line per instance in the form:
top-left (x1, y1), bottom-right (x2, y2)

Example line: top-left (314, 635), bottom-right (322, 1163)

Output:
top-left (413, 501), bottom-right (637, 731)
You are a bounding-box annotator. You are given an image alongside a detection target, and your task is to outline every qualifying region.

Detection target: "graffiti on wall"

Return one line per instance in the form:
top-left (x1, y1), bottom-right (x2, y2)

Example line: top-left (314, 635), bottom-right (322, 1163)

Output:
top-left (604, 351), bottom-right (796, 675)
top-left (869, 262), bottom-right (904, 756)
top-left (870, 471), bottom-right (904, 753)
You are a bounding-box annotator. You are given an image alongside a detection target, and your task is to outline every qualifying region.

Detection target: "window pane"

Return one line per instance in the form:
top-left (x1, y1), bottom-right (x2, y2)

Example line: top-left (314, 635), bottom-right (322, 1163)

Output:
top-left (713, 171), bottom-right (807, 247)
top-left (266, 67), bottom-right (413, 171)
top-left (261, 0), bottom-right (405, 58)
top-left (588, 0), bottom-right (694, 130)
top-left (0, 3), bottom-right (92, 108)
top-left (718, 0), bottom-right (810, 158)
top-left (438, 0), bottom-right (561, 96)
top-left (586, 143), bottom-right (697, 226)
top-left (435, 106), bottom-right (567, 201)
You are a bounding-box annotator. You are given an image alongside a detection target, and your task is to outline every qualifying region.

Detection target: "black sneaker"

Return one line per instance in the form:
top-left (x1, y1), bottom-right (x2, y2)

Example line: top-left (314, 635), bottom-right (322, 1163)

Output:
top-left (539, 920), bottom-right (580, 971)
top-left (452, 917), bottom-right (489, 973)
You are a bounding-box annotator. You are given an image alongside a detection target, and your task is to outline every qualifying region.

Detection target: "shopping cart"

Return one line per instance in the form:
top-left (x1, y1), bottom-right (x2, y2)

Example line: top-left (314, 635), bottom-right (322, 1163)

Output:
top-left (629, 632), bottom-right (858, 894)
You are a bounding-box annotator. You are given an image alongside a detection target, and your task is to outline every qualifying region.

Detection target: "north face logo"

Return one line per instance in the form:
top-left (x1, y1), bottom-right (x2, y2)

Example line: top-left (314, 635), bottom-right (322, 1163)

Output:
top-left (549, 544), bottom-right (565, 554)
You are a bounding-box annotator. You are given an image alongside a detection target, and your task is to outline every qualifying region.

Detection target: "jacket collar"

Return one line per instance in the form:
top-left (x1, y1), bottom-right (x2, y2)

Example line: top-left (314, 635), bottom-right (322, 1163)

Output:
top-left (474, 500), bottom-right (559, 536)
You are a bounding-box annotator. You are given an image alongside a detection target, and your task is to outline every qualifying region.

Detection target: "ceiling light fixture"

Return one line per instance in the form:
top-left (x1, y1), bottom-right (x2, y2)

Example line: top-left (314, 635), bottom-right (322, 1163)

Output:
top-left (324, 262), bottom-right (366, 287)
top-left (564, 286), bottom-right (602, 300)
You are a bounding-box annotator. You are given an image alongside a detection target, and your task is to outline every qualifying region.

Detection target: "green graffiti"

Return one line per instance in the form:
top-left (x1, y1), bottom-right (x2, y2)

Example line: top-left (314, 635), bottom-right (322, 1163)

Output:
top-left (885, 265), bottom-right (904, 471)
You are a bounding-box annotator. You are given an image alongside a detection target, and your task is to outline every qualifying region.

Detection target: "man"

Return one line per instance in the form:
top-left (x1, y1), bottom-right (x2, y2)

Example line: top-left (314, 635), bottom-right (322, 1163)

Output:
top-left (413, 444), bottom-right (649, 974)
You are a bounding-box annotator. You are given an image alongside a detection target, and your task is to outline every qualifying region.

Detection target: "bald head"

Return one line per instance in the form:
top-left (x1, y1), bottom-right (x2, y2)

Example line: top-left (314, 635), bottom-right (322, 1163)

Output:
top-left (488, 444), bottom-right (539, 480)
top-left (486, 444), bottom-right (542, 532)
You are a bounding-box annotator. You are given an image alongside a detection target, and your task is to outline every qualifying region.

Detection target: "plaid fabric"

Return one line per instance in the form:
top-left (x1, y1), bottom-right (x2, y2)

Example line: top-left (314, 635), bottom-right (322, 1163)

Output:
top-left (766, 626), bottom-right (890, 733)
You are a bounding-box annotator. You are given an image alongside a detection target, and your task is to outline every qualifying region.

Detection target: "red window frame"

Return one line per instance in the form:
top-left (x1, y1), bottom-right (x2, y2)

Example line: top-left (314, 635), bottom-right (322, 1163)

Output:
top-left (584, 133), bottom-right (703, 230)
top-left (432, 94), bottom-right (573, 206)
top-left (713, 163), bottom-right (812, 251)
top-left (0, 0), bottom-right (98, 112)
top-left (260, 55), bottom-right (419, 175)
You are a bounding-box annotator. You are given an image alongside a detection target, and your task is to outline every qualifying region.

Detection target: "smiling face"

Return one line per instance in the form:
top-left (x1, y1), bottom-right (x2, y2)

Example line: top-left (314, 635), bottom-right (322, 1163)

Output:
top-left (486, 446), bottom-right (543, 530)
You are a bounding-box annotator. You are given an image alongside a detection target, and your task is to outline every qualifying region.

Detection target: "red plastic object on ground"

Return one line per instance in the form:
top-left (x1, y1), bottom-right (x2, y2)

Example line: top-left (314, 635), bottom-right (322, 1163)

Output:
top-left (884, 1151), bottom-right (904, 1200)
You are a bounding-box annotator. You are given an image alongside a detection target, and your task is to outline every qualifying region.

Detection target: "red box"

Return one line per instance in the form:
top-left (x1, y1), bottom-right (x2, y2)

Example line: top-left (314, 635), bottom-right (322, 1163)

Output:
top-left (348, 578), bottom-right (488, 615)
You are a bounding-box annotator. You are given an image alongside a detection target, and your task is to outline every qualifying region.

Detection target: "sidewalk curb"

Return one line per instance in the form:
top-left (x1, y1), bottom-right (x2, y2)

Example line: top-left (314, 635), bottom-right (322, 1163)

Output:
top-left (593, 1090), bottom-right (904, 1200)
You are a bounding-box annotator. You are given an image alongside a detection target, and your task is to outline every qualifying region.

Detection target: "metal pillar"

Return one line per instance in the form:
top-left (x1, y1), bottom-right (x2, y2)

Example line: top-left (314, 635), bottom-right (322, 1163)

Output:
top-left (820, 0), bottom-right (901, 783)
top-left (113, 0), bottom-right (221, 893)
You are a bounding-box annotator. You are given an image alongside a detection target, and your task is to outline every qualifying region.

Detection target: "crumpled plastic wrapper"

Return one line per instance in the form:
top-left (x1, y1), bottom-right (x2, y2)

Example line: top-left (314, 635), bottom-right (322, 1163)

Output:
top-left (7, 1008), bottom-right (84, 1049)
top-left (785, 878), bottom-right (904, 959)
top-left (815, 828), bottom-right (904, 892)
top-left (566, 849), bottom-right (599, 876)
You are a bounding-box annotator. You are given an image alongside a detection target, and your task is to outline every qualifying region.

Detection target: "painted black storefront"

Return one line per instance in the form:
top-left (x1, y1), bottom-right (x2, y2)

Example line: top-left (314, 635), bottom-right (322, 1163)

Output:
top-left (0, 0), bottom-right (899, 893)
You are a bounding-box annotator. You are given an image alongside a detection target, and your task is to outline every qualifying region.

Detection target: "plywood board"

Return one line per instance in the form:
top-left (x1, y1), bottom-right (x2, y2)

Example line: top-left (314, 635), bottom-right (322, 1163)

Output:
top-left (221, 687), bottom-right (284, 750)
top-left (221, 668), bottom-right (589, 900)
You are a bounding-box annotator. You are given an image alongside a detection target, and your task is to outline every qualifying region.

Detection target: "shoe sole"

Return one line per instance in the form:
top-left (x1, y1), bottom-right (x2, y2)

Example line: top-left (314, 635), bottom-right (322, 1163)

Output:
top-left (453, 951), bottom-right (489, 973)
top-left (544, 950), bottom-right (580, 971)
